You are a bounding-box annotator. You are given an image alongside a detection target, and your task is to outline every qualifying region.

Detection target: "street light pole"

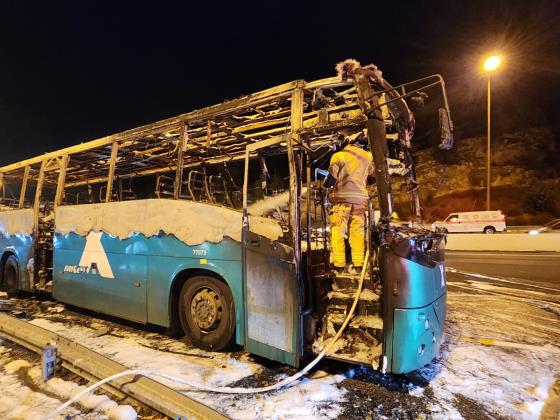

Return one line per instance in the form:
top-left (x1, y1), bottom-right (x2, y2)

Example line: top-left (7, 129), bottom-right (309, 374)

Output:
top-left (487, 75), bottom-right (491, 211)
top-left (482, 54), bottom-right (501, 211)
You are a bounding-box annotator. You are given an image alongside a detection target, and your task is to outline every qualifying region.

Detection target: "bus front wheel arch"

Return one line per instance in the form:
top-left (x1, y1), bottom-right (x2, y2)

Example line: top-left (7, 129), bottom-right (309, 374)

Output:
top-left (175, 273), bottom-right (236, 352)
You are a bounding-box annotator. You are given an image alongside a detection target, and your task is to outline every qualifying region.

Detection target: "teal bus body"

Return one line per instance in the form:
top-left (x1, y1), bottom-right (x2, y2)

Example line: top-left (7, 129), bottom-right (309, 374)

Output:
top-left (391, 293), bottom-right (446, 374)
top-left (380, 244), bottom-right (447, 374)
top-left (52, 232), bottom-right (246, 346)
top-left (0, 233), bottom-right (34, 292)
top-left (1, 227), bottom-right (447, 373)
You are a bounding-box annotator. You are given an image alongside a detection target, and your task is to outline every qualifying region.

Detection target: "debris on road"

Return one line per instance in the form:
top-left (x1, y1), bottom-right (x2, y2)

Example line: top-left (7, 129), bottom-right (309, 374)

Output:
top-left (0, 299), bottom-right (13, 312)
top-left (46, 304), bottom-right (65, 314)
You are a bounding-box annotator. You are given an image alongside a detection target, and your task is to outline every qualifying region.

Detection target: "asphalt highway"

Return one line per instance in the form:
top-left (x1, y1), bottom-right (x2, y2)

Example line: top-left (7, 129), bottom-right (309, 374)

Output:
top-left (445, 250), bottom-right (560, 291)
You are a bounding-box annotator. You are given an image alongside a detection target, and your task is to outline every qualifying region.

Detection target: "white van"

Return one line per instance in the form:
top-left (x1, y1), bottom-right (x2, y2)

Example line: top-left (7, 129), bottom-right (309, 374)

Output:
top-left (432, 211), bottom-right (506, 234)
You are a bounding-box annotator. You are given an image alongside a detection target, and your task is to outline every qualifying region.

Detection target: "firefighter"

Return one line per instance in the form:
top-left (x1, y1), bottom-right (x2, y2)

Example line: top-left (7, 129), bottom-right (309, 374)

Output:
top-left (324, 133), bottom-right (374, 274)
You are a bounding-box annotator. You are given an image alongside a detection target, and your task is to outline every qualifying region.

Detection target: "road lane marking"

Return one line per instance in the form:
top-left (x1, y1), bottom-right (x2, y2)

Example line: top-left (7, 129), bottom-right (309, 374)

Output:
top-left (457, 336), bottom-right (560, 354)
top-left (446, 267), bottom-right (560, 292)
top-left (446, 251), bottom-right (560, 259)
top-left (448, 283), bottom-right (560, 310)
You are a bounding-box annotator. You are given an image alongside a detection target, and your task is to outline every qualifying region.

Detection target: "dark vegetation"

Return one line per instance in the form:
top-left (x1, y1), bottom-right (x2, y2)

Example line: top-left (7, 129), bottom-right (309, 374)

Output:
top-left (394, 127), bottom-right (560, 224)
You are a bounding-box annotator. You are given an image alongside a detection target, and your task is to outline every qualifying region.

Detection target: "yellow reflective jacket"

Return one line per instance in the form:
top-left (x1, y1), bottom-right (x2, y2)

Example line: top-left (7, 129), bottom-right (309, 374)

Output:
top-left (328, 144), bottom-right (374, 205)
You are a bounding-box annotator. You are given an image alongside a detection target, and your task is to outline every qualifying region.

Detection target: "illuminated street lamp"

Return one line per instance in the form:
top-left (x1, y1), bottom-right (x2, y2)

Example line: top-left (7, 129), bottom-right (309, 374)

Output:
top-left (483, 55), bottom-right (501, 72)
top-left (482, 55), bottom-right (502, 211)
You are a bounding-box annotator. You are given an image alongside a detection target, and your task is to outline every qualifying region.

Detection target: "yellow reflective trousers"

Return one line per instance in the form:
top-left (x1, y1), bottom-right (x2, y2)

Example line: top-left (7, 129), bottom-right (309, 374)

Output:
top-left (330, 203), bottom-right (366, 268)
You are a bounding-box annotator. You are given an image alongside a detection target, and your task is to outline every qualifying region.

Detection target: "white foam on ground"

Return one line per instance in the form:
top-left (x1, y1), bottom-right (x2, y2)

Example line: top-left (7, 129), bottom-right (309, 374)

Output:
top-left (28, 317), bottom-right (346, 419)
top-left (29, 366), bottom-right (137, 420)
top-left (0, 341), bottom-right (135, 419)
top-left (226, 372), bottom-right (346, 420)
top-left (421, 340), bottom-right (557, 419)
top-left (414, 290), bottom-right (560, 420)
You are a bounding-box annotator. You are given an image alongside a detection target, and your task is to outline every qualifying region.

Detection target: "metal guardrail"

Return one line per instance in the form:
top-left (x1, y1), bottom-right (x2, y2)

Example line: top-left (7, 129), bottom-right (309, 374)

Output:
top-left (0, 312), bottom-right (228, 420)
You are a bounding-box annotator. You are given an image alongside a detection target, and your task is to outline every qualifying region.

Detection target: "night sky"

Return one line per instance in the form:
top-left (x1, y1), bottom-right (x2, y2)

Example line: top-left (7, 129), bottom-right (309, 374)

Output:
top-left (1, 0), bottom-right (559, 165)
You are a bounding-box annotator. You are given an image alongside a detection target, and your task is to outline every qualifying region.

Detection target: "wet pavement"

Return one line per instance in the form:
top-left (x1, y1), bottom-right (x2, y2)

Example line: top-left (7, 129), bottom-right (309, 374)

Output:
top-left (446, 251), bottom-right (560, 289)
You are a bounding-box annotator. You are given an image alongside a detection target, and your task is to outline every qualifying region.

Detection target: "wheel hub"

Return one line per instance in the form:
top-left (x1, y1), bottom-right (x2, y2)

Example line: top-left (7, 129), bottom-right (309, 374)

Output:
top-left (190, 288), bottom-right (222, 331)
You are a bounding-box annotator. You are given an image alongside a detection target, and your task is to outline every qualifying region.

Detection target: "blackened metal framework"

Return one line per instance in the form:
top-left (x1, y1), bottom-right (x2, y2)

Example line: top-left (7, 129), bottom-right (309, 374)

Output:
top-left (0, 76), bottom-right (390, 205)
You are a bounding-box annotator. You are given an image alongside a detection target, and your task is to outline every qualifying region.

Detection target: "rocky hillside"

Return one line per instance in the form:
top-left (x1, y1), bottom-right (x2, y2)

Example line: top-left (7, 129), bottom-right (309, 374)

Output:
top-left (393, 127), bottom-right (560, 225)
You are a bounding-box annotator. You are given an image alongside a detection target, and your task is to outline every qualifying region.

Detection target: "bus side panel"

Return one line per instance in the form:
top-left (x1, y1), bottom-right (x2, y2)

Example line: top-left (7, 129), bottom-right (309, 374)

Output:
top-left (144, 236), bottom-right (243, 343)
top-left (0, 209), bottom-right (35, 292)
top-left (382, 254), bottom-right (446, 310)
top-left (53, 233), bottom-right (108, 315)
top-left (54, 232), bottom-right (148, 322)
top-left (147, 256), bottom-right (244, 343)
top-left (53, 231), bottom-right (244, 342)
top-left (391, 293), bottom-right (446, 374)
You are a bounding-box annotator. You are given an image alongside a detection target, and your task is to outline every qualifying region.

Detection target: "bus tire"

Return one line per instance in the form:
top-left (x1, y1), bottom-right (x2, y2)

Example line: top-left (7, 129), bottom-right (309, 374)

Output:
top-left (3, 255), bottom-right (20, 298)
top-left (178, 275), bottom-right (236, 352)
top-left (483, 226), bottom-right (496, 234)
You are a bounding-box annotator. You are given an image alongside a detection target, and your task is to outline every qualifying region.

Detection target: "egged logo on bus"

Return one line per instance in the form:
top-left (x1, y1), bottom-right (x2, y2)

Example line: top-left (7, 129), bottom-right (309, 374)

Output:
top-left (63, 231), bottom-right (115, 279)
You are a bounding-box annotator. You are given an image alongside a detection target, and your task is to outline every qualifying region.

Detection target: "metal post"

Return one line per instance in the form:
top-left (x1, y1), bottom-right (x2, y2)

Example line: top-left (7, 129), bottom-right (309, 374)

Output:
top-left (486, 76), bottom-right (491, 211)
top-left (289, 85), bottom-right (304, 359)
top-left (33, 160), bottom-right (47, 235)
top-left (305, 150), bottom-right (312, 258)
top-left (242, 149), bottom-right (251, 216)
top-left (19, 166), bottom-right (30, 209)
top-left (105, 142), bottom-right (119, 203)
top-left (288, 86), bottom-right (304, 263)
top-left (55, 155), bottom-right (69, 207)
top-left (355, 73), bottom-right (393, 221)
top-left (174, 124), bottom-right (188, 199)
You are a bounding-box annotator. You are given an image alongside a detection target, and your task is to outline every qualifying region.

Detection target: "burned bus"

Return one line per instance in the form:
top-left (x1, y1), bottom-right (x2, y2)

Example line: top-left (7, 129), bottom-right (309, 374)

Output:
top-left (0, 60), bottom-right (453, 374)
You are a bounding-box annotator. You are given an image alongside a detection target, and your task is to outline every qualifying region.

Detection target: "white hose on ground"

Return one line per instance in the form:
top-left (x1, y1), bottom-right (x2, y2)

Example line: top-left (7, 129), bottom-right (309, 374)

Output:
top-left (44, 250), bottom-right (370, 420)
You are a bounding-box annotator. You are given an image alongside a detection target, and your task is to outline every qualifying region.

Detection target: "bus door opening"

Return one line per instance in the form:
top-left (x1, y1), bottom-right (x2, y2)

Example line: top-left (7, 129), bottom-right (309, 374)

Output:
top-left (241, 137), bottom-right (301, 367)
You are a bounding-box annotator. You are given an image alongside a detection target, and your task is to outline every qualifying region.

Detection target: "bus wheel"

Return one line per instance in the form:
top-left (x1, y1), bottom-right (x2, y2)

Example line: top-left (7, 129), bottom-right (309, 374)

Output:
top-left (483, 226), bottom-right (496, 234)
top-left (3, 256), bottom-right (20, 298)
top-left (179, 276), bottom-right (236, 352)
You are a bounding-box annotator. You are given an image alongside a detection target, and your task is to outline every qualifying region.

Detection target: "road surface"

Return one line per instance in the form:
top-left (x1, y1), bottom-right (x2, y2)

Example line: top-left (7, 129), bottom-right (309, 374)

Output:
top-left (446, 250), bottom-right (560, 291)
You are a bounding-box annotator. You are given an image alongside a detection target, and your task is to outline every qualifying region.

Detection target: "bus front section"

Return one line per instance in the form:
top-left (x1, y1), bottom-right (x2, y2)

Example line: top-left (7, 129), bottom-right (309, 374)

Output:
top-left (378, 229), bottom-right (447, 374)
top-left (310, 61), bottom-right (453, 374)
